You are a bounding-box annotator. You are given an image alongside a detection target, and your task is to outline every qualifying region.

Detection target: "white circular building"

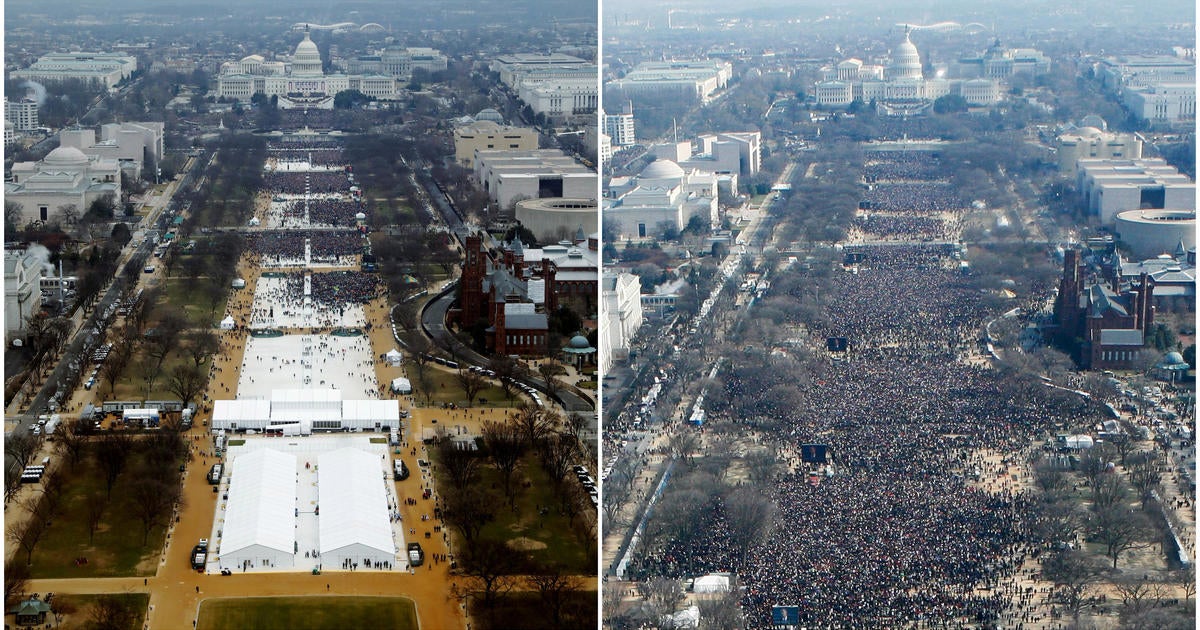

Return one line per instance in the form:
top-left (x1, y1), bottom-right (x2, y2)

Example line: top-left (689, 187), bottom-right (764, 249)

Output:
top-left (1113, 209), bottom-right (1195, 258)
top-left (515, 197), bottom-right (597, 243)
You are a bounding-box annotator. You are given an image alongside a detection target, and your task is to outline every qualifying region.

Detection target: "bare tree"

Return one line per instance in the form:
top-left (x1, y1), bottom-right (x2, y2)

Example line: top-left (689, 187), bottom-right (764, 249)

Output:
top-left (84, 492), bottom-right (107, 544)
top-left (129, 477), bottom-right (180, 546)
top-left (515, 403), bottom-right (558, 448)
top-left (457, 537), bottom-right (523, 612)
top-left (1114, 578), bottom-right (1163, 619)
top-left (55, 421), bottom-right (88, 469)
top-left (443, 485), bottom-right (491, 547)
top-left (89, 594), bottom-right (139, 630)
top-left (436, 438), bottom-right (481, 492)
top-left (668, 431), bottom-right (700, 465)
top-left (639, 577), bottom-right (686, 618)
top-left (4, 557), bottom-right (30, 607)
top-left (8, 511), bottom-right (50, 565)
top-left (1090, 473), bottom-right (1132, 512)
top-left (537, 359), bottom-right (566, 399)
top-left (1126, 451), bottom-right (1162, 507)
top-left (167, 363), bottom-right (208, 407)
top-left (725, 491), bottom-right (776, 569)
top-left (95, 432), bottom-right (134, 499)
top-left (1090, 503), bottom-right (1154, 569)
top-left (455, 369), bottom-right (488, 406)
top-left (481, 419), bottom-right (525, 507)
top-left (185, 330), bottom-right (221, 369)
top-left (697, 589), bottom-right (745, 630)
top-left (1043, 548), bottom-right (1104, 619)
top-left (529, 564), bottom-right (583, 629)
top-left (489, 355), bottom-right (520, 401)
top-left (5, 433), bottom-right (42, 473)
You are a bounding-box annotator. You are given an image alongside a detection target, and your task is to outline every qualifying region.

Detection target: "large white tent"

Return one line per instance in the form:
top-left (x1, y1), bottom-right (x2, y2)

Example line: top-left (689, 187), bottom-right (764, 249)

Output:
top-left (317, 447), bottom-right (396, 567)
top-left (218, 449), bottom-right (297, 571)
top-left (693, 574), bottom-right (731, 593)
top-left (210, 390), bottom-right (399, 432)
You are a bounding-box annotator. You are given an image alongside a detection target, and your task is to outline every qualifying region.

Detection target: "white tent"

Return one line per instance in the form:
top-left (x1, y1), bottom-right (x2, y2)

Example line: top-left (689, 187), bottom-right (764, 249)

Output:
top-left (384, 349), bottom-right (403, 366)
top-left (318, 448), bottom-right (397, 568)
top-left (663, 605), bottom-right (700, 629)
top-left (693, 574), bottom-right (731, 593)
top-left (232, 278), bottom-right (246, 289)
top-left (1064, 435), bottom-right (1094, 449)
top-left (248, 217), bottom-right (261, 226)
top-left (219, 316), bottom-right (236, 330)
top-left (218, 449), bottom-right (297, 571)
top-left (211, 400), bottom-right (272, 431)
top-left (390, 378), bottom-right (412, 395)
top-left (341, 399), bottom-right (400, 431)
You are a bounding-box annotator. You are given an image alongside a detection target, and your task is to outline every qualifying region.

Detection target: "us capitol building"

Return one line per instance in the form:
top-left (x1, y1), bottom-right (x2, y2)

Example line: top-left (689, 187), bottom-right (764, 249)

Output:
top-left (814, 29), bottom-right (1002, 114)
top-left (215, 28), bottom-right (399, 109)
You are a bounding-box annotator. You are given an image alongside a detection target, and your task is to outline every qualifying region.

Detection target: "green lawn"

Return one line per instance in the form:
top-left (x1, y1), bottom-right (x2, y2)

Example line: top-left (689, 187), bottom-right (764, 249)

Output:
top-left (197, 596), bottom-right (417, 630)
top-left (25, 453), bottom-right (177, 578)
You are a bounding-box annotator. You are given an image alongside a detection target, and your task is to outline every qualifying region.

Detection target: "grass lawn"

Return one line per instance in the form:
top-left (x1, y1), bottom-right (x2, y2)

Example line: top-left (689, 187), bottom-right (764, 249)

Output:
top-left (163, 276), bottom-right (232, 327)
top-left (103, 348), bottom-right (198, 402)
top-left (50, 593), bottom-right (150, 630)
top-left (197, 596), bottom-right (417, 630)
top-left (24, 453), bottom-right (177, 578)
top-left (431, 451), bottom-right (592, 574)
top-left (413, 368), bottom-right (524, 409)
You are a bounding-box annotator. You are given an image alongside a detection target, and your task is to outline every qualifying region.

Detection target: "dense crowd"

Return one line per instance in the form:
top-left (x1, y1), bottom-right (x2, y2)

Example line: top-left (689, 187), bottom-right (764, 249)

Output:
top-left (277, 198), bottom-right (364, 227)
top-left (246, 230), bottom-right (364, 263)
top-left (861, 183), bottom-right (968, 213)
top-left (851, 214), bottom-right (951, 240)
top-left (264, 171), bottom-right (352, 195)
top-left (863, 158), bottom-right (944, 183)
top-left (308, 271), bottom-right (380, 305)
top-left (627, 238), bottom-right (1083, 627)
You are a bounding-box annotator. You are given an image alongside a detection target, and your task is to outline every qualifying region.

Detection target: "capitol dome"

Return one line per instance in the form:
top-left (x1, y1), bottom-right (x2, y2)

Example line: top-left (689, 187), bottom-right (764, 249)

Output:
top-left (1164, 351), bottom-right (1186, 365)
top-left (888, 31), bottom-right (923, 80)
top-left (640, 159), bottom-right (685, 180)
top-left (291, 30), bottom-right (323, 76)
top-left (43, 146), bottom-right (89, 167)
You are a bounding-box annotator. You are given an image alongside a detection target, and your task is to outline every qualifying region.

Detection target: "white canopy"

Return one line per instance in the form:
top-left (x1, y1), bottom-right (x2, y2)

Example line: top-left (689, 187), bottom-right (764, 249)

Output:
top-left (390, 378), bottom-right (412, 394)
top-left (1064, 435), bottom-right (1094, 449)
top-left (219, 449), bottom-right (297, 570)
top-left (693, 574), bottom-right (731, 593)
top-left (232, 278), bottom-right (246, 289)
top-left (385, 349), bottom-right (403, 366)
top-left (318, 447), bottom-right (396, 566)
top-left (664, 605), bottom-right (700, 629)
top-left (219, 316), bottom-right (236, 330)
top-left (212, 400), bottom-right (272, 430)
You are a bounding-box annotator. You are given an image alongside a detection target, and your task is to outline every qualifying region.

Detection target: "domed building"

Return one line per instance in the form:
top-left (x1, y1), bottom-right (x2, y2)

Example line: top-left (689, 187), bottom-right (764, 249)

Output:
top-left (815, 29), bottom-right (1003, 113)
top-left (603, 158), bottom-right (719, 240)
top-left (6, 145), bottom-right (121, 225)
top-left (216, 27), bottom-right (400, 109)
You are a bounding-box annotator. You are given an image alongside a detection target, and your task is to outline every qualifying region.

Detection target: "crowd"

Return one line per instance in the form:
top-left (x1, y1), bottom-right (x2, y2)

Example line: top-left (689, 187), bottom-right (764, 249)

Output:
top-left (275, 198), bottom-right (364, 227)
top-left (309, 271), bottom-right (380, 306)
top-left (264, 171), bottom-right (352, 195)
top-left (851, 214), bottom-right (952, 240)
top-left (246, 230), bottom-right (364, 264)
top-left (623, 233), bottom-right (1087, 627)
top-left (861, 183), bottom-right (969, 213)
top-left (863, 154), bottom-right (945, 183)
